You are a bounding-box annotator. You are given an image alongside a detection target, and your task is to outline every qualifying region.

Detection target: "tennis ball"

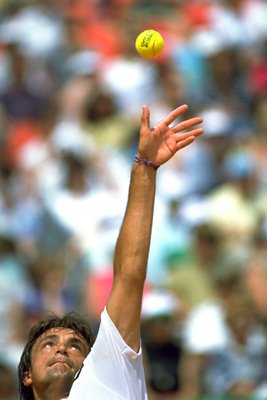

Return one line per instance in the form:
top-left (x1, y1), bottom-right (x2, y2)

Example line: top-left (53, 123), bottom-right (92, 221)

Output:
top-left (135, 29), bottom-right (164, 59)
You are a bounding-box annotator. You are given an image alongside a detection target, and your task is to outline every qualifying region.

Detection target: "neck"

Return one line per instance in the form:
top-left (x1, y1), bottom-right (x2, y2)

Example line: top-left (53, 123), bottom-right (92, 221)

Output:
top-left (32, 379), bottom-right (71, 400)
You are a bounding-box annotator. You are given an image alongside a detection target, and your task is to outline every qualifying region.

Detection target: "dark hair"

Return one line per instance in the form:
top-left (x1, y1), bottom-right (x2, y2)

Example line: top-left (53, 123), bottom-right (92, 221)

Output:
top-left (18, 312), bottom-right (95, 400)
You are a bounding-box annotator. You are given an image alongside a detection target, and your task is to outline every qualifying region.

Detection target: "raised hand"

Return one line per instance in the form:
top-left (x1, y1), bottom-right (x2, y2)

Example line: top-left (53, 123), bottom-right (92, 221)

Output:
top-left (137, 104), bottom-right (203, 168)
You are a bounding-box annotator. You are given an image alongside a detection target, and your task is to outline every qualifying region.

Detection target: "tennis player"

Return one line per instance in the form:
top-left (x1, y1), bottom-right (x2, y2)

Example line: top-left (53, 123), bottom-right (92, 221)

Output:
top-left (18, 104), bottom-right (203, 400)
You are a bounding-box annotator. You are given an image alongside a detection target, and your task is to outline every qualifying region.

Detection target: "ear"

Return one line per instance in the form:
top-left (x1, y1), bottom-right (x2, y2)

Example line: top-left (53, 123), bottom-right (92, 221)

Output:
top-left (23, 371), bottom-right (32, 387)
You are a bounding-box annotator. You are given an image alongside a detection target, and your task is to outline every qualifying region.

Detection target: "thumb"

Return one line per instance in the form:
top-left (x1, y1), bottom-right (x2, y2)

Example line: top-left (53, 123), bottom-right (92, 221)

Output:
top-left (141, 105), bottom-right (150, 129)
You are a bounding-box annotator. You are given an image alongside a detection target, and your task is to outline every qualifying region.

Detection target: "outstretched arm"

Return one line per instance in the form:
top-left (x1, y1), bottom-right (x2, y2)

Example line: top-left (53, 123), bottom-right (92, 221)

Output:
top-left (106, 104), bottom-right (203, 351)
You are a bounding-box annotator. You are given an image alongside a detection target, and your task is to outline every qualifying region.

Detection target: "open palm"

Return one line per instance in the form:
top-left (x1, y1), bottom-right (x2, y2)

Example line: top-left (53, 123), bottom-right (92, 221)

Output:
top-left (138, 104), bottom-right (203, 167)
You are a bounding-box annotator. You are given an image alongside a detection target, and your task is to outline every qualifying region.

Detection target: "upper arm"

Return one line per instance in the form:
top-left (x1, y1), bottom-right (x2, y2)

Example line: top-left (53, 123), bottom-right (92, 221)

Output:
top-left (106, 272), bottom-right (145, 352)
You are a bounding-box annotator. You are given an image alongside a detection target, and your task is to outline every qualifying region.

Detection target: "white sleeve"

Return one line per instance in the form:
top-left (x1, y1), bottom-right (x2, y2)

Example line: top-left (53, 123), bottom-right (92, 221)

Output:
top-left (68, 308), bottom-right (148, 400)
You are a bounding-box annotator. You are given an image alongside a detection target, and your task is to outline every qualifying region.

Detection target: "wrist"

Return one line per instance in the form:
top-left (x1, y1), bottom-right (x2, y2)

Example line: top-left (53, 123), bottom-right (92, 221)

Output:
top-left (134, 154), bottom-right (159, 171)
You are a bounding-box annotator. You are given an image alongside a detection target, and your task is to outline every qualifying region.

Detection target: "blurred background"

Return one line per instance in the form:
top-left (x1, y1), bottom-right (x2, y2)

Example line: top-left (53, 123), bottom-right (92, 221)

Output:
top-left (2, 0), bottom-right (267, 399)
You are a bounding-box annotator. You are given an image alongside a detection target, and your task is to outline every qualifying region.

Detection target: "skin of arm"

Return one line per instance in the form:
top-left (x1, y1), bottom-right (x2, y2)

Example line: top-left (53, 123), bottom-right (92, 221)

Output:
top-left (177, 353), bottom-right (206, 399)
top-left (106, 104), bottom-right (203, 352)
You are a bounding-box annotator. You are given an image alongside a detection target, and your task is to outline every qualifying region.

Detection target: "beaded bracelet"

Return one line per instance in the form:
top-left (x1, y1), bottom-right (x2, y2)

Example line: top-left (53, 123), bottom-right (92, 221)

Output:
top-left (134, 154), bottom-right (159, 171)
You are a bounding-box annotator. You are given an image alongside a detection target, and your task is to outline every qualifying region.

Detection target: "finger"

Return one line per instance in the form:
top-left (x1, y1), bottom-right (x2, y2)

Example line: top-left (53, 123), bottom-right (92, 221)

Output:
top-left (175, 127), bottom-right (204, 141)
top-left (141, 104), bottom-right (150, 129)
top-left (163, 104), bottom-right (189, 126)
top-left (172, 117), bottom-right (203, 133)
top-left (176, 136), bottom-right (196, 150)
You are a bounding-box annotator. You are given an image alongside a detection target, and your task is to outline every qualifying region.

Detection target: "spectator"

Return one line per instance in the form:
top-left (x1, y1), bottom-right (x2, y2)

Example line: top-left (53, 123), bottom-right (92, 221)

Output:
top-left (165, 223), bottom-right (223, 319)
top-left (177, 263), bottom-right (267, 399)
top-left (141, 289), bottom-right (182, 399)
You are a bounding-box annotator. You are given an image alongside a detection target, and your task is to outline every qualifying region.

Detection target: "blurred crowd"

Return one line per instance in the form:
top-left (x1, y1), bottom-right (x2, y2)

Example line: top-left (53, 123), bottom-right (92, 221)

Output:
top-left (1, 0), bottom-right (267, 399)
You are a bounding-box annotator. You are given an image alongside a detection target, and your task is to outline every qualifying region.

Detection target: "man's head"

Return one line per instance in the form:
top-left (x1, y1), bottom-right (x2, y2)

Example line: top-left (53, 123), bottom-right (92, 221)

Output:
top-left (18, 312), bottom-right (95, 400)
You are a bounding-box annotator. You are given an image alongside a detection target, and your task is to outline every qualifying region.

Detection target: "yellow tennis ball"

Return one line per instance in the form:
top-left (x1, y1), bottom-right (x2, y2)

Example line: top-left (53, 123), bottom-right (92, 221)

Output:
top-left (135, 29), bottom-right (164, 59)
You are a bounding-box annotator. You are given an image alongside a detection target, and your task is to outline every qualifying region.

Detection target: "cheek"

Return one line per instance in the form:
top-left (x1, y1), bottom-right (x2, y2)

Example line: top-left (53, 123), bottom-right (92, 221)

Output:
top-left (72, 353), bottom-right (86, 369)
top-left (69, 351), bottom-right (87, 372)
top-left (30, 351), bottom-right (50, 376)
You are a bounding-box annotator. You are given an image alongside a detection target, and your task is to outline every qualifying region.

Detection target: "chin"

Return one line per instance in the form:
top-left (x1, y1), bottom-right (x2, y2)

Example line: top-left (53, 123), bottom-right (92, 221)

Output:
top-left (48, 365), bottom-right (75, 382)
top-left (45, 367), bottom-right (74, 395)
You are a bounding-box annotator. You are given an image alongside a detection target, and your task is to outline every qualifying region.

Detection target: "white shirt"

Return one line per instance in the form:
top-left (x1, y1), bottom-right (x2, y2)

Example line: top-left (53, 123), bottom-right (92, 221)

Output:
top-left (68, 308), bottom-right (148, 399)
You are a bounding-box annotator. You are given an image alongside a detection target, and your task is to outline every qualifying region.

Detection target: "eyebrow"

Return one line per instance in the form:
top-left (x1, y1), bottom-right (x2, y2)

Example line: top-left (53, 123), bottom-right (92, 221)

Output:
top-left (38, 334), bottom-right (59, 345)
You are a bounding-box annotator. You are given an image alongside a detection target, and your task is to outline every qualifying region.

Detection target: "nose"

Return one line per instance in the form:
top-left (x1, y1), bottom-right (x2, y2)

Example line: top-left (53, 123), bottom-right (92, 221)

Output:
top-left (56, 343), bottom-right (68, 355)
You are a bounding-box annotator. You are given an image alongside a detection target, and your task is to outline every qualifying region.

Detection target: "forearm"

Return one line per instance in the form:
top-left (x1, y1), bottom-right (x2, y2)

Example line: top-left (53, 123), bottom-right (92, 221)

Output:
top-left (106, 162), bottom-right (156, 350)
top-left (113, 162), bottom-right (156, 281)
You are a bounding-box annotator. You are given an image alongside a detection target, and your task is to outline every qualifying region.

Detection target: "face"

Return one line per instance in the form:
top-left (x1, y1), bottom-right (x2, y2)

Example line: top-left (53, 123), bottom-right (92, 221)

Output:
top-left (24, 328), bottom-right (89, 395)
